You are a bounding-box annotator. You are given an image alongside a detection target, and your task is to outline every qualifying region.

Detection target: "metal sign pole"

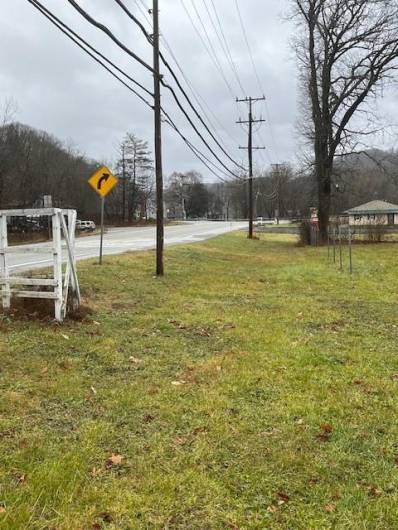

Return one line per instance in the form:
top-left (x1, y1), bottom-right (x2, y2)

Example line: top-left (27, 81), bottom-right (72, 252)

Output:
top-left (327, 229), bottom-right (330, 260)
top-left (339, 225), bottom-right (343, 271)
top-left (99, 197), bottom-right (105, 265)
top-left (349, 227), bottom-right (353, 274)
top-left (333, 228), bottom-right (336, 263)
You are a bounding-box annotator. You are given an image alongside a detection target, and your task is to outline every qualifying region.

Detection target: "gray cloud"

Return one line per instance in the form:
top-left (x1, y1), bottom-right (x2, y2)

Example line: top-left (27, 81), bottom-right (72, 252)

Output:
top-left (1, 0), bottom-right (395, 180)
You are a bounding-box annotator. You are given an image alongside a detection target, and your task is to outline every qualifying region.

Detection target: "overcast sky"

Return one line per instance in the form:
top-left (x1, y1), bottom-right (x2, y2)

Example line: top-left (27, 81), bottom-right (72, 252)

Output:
top-left (1, 0), bottom-right (397, 181)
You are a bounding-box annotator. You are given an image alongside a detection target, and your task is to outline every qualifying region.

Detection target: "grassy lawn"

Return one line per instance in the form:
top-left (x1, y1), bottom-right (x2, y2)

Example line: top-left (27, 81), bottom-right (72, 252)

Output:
top-left (1, 233), bottom-right (398, 529)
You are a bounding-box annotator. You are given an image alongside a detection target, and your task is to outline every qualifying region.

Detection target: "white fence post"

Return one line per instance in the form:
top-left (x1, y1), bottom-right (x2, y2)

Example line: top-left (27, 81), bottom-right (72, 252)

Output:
top-left (52, 211), bottom-right (63, 322)
top-left (0, 214), bottom-right (10, 311)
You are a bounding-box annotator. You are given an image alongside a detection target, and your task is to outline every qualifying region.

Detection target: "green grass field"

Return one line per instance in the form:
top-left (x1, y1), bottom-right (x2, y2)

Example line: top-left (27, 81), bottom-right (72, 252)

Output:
top-left (1, 233), bottom-right (398, 529)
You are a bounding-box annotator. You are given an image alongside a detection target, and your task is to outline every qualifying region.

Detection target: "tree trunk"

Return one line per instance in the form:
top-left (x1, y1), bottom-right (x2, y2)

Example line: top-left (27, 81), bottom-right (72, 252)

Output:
top-left (315, 155), bottom-right (332, 242)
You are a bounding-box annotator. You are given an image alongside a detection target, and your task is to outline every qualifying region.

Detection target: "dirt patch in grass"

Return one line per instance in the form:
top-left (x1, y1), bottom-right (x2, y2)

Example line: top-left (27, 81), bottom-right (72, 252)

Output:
top-left (0, 297), bottom-right (93, 322)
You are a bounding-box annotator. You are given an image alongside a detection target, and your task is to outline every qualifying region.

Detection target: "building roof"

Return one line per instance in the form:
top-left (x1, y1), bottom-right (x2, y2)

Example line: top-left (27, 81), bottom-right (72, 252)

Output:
top-left (346, 200), bottom-right (398, 215)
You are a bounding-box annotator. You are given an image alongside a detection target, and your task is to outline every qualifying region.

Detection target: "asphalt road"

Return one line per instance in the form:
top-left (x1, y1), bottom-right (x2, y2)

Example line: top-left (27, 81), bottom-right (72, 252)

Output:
top-left (8, 221), bottom-right (247, 272)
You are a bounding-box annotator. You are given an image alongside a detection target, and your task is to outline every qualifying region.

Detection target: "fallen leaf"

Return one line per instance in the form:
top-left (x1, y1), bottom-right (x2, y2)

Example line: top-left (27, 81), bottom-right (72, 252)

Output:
top-left (368, 485), bottom-right (382, 497)
top-left (93, 321), bottom-right (101, 326)
top-left (171, 380), bottom-right (186, 386)
top-left (317, 423), bottom-right (333, 441)
top-left (320, 423), bottom-right (333, 433)
top-left (15, 473), bottom-right (26, 485)
top-left (106, 453), bottom-right (123, 468)
top-left (277, 492), bottom-right (290, 504)
top-left (267, 505), bottom-right (278, 513)
top-left (90, 386), bottom-right (97, 395)
top-left (295, 418), bottom-right (304, 425)
top-left (90, 467), bottom-right (101, 478)
top-left (325, 503), bottom-right (336, 513)
top-left (61, 334), bottom-right (69, 340)
top-left (129, 356), bottom-right (143, 364)
top-left (98, 512), bottom-right (113, 523)
top-left (192, 426), bottom-right (208, 436)
top-left (0, 507), bottom-right (6, 514)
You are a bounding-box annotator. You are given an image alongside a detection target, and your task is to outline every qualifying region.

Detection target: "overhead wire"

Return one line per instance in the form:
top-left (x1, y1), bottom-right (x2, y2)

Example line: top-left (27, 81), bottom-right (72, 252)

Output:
top-left (65, 0), bottom-right (244, 178)
top-left (27, 0), bottom-right (241, 182)
top-left (233, 0), bottom-right (280, 162)
top-left (200, 0), bottom-right (245, 95)
top-left (163, 114), bottom-right (240, 184)
top-left (178, 0), bottom-right (236, 101)
top-left (108, 0), bottom-right (246, 171)
top-left (28, 0), bottom-right (246, 182)
top-left (27, 0), bottom-right (153, 106)
top-left (160, 37), bottom-right (238, 149)
top-left (118, 0), bottom-right (242, 148)
top-left (26, 0), bottom-right (240, 184)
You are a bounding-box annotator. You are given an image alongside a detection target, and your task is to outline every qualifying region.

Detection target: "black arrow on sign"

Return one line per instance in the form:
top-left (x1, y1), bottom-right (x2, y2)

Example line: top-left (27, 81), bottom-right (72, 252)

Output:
top-left (98, 173), bottom-right (110, 190)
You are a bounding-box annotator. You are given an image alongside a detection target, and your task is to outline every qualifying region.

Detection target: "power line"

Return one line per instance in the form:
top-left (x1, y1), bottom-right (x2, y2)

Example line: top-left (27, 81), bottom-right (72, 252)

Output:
top-left (27, 0), bottom-right (153, 107)
top-left (179, 0), bottom-right (236, 101)
top-left (160, 35), bottom-right (240, 149)
top-left (64, 0), bottom-right (243, 178)
top-left (233, 0), bottom-right (280, 162)
top-left (26, 0), bottom-right (243, 183)
top-left (66, 0), bottom-right (155, 74)
top-left (234, 0), bottom-right (263, 95)
top-left (113, 0), bottom-right (244, 171)
top-left (132, 0), bottom-right (153, 26)
top-left (200, 0), bottom-right (245, 95)
top-left (164, 114), bottom-right (240, 184)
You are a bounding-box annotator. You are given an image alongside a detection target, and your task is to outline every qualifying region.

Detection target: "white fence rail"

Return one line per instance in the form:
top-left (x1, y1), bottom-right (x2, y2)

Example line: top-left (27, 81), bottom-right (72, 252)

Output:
top-left (0, 208), bottom-right (80, 322)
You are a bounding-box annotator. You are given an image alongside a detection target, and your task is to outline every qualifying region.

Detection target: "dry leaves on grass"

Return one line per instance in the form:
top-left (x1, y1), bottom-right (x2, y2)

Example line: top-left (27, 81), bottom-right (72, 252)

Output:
top-left (317, 423), bottom-right (333, 442)
top-left (0, 507), bottom-right (6, 514)
top-left (277, 492), bottom-right (290, 506)
top-left (367, 485), bottom-right (383, 497)
top-left (171, 380), bottom-right (186, 386)
top-left (325, 503), bottom-right (337, 513)
top-left (106, 453), bottom-right (123, 468)
top-left (129, 356), bottom-right (143, 364)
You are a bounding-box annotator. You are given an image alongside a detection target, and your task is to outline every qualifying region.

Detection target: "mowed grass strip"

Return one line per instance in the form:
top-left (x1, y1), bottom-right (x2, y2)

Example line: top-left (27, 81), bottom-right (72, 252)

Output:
top-left (1, 233), bottom-right (398, 529)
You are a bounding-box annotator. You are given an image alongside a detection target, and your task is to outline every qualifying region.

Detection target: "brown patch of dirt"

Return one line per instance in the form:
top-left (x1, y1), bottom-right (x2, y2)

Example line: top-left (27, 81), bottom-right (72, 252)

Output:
top-left (1, 297), bottom-right (93, 323)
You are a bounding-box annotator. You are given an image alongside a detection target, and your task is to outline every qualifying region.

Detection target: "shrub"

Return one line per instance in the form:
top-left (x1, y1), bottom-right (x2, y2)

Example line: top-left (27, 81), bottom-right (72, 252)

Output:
top-left (366, 223), bottom-right (386, 243)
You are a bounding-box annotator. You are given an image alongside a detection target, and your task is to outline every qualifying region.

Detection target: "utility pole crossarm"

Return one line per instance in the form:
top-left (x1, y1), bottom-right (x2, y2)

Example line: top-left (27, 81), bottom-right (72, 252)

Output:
top-left (239, 146), bottom-right (266, 150)
top-left (236, 118), bottom-right (266, 125)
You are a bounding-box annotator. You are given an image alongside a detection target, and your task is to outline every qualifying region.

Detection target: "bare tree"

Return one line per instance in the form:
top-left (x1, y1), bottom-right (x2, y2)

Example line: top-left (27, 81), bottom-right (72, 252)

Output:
top-left (293, 0), bottom-right (398, 239)
top-left (115, 133), bottom-right (154, 222)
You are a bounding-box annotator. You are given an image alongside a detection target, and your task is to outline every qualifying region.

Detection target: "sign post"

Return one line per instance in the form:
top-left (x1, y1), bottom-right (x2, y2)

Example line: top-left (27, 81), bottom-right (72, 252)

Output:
top-left (88, 166), bottom-right (118, 265)
top-left (99, 197), bottom-right (105, 265)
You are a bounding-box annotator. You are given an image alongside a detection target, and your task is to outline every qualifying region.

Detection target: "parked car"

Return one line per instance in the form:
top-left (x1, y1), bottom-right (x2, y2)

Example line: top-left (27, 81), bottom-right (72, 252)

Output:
top-left (76, 220), bottom-right (96, 231)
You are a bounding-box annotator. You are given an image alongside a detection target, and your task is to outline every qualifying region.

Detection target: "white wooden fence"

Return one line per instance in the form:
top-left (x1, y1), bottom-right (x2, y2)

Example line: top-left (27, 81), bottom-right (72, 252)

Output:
top-left (0, 208), bottom-right (81, 322)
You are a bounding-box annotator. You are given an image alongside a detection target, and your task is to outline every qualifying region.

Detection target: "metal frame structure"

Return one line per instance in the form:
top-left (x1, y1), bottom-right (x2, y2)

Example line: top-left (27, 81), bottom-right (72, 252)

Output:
top-left (0, 208), bottom-right (81, 322)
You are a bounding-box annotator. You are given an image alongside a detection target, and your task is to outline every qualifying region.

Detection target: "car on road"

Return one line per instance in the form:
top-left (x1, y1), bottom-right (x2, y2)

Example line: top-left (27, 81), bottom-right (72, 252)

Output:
top-left (76, 220), bottom-right (96, 232)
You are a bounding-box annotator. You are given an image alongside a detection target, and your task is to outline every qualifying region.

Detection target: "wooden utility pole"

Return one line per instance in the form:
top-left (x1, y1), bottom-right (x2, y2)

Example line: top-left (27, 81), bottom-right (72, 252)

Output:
top-left (237, 97), bottom-right (265, 239)
top-left (152, 0), bottom-right (164, 275)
